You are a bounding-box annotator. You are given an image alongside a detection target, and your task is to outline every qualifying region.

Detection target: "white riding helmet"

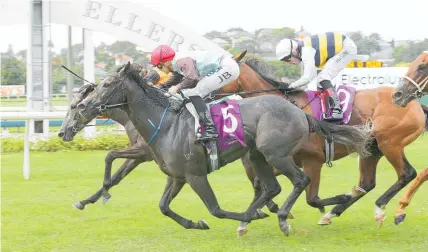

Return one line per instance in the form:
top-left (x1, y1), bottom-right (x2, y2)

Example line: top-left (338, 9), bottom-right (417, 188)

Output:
top-left (276, 38), bottom-right (298, 61)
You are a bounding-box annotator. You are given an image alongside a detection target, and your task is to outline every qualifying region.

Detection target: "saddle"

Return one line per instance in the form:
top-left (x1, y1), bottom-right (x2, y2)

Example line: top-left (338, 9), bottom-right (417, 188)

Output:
top-left (166, 90), bottom-right (245, 173)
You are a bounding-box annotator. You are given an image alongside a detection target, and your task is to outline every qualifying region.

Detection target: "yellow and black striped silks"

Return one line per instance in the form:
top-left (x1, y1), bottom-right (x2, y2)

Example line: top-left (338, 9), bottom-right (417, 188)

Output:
top-left (303, 32), bottom-right (346, 68)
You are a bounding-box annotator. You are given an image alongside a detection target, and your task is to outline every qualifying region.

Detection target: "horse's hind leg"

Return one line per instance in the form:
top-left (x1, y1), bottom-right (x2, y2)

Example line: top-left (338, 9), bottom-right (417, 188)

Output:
top-left (241, 153), bottom-right (280, 214)
top-left (301, 157), bottom-right (350, 214)
top-left (269, 156), bottom-right (310, 236)
top-left (319, 155), bottom-right (381, 225)
top-left (237, 152), bottom-right (283, 237)
top-left (185, 167), bottom-right (272, 223)
top-left (395, 167), bottom-right (428, 225)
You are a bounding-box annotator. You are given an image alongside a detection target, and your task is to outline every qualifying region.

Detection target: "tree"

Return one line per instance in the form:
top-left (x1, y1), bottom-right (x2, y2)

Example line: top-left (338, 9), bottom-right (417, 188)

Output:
top-left (267, 60), bottom-right (301, 79)
top-left (1, 54), bottom-right (26, 85)
top-left (393, 39), bottom-right (428, 63)
top-left (234, 39), bottom-right (260, 53)
top-left (348, 31), bottom-right (381, 55)
top-left (204, 30), bottom-right (224, 39)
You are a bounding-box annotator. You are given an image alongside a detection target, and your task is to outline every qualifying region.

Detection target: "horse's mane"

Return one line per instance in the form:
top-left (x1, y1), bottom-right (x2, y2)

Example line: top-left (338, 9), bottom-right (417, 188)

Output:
top-left (243, 57), bottom-right (293, 90)
top-left (117, 63), bottom-right (181, 112)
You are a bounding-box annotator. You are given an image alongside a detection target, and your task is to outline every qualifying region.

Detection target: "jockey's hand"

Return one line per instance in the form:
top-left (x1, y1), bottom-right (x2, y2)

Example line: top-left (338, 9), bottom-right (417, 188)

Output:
top-left (288, 81), bottom-right (307, 90)
top-left (168, 85), bottom-right (179, 95)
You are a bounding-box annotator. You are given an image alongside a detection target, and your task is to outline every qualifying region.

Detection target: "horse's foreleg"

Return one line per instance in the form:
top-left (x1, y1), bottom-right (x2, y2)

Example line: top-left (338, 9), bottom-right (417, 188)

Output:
top-left (102, 146), bottom-right (150, 202)
top-left (73, 158), bottom-right (143, 210)
top-left (159, 176), bottom-right (208, 229)
top-left (373, 146), bottom-right (417, 227)
top-left (395, 167), bottom-right (428, 225)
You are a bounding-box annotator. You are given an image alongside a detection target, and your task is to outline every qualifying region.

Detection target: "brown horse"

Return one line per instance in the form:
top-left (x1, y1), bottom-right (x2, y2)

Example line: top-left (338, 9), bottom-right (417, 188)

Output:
top-left (221, 52), bottom-right (426, 234)
top-left (392, 51), bottom-right (428, 225)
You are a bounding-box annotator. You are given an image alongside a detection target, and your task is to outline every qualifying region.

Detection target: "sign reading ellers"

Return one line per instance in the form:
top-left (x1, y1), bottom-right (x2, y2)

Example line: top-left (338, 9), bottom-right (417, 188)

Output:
top-left (46, 0), bottom-right (230, 55)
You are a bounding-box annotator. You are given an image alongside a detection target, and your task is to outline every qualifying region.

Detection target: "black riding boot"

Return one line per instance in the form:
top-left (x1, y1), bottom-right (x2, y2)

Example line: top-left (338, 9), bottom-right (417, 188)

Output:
top-left (189, 95), bottom-right (219, 143)
top-left (319, 80), bottom-right (343, 122)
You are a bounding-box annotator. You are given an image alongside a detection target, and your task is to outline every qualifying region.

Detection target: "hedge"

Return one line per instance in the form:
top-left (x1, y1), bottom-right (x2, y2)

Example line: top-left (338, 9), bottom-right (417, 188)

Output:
top-left (1, 134), bottom-right (130, 153)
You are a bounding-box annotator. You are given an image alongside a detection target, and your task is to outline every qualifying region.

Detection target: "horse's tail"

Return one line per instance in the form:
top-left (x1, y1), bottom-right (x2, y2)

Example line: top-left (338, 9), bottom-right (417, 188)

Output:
top-left (421, 104), bottom-right (428, 131)
top-left (304, 114), bottom-right (373, 158)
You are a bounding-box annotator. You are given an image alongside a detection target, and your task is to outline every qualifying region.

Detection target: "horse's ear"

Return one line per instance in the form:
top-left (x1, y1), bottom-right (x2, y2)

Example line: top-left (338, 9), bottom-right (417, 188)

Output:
top-left (125, 61), bottom-right (131, 71)
top-left (233, 50), bottom-right (247, 62)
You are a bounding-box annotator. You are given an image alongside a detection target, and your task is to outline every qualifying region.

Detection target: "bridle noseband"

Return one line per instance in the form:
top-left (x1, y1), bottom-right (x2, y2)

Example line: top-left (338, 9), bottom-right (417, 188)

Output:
top-left (402, 73), bottom-right (428, 98)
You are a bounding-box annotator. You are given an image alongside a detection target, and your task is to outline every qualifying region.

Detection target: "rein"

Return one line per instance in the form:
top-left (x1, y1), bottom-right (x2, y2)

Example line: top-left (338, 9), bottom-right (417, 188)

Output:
top-left (61, 65), bottom-right (97, 87)
top-left (64, 64), bottom-right (171, 145)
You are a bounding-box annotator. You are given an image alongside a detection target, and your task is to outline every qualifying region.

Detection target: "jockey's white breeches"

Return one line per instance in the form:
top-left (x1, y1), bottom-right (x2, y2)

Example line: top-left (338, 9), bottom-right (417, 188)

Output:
top-left (181, 56), bottom-right (240, 98)
top-left (182, 56), bottom-right (240, 134)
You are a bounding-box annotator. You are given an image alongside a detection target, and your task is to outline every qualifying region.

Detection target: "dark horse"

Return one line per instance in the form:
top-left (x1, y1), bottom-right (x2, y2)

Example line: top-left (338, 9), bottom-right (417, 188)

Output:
top-left (72, 62), bottom-right (370, 236)
top-left (219, 53), bottom-right (426, 230)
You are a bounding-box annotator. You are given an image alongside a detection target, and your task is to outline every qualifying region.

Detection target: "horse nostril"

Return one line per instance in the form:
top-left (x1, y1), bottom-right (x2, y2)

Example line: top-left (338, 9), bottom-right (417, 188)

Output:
top-left (58, 132), bottom-right (65, 138)
top-left (77, 104), bottom-right (86, 110)
top-left (393, 91), bottom-right (403, 99)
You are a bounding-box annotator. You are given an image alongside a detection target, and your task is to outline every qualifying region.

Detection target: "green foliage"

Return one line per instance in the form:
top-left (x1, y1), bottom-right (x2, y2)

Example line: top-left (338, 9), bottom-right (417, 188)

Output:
top-left (2, 137), bottom-right (428, 251)
top-left (348, 31), bottom-right (382, 55)
top-left (267, 60), bottom-right (301, 79)
top-left (393, 39), bottom-right (428, 63)
top-left (1, 134), bottom-right (130, 153)
top-left (1, 47), bottom-right (26, 85)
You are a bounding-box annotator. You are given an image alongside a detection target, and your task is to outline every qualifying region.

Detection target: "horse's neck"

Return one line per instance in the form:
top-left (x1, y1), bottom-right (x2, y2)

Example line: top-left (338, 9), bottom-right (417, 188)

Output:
top-left (124, 86), bottom-right (184, 144)
top-left (108, 108), bottom-right (131, 126)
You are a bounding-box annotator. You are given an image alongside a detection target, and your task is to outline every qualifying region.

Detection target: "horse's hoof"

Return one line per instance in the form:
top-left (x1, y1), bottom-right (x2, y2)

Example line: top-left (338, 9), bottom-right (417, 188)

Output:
top-left (103, 194), bottom-right (111, 204)
top-left (394, 214), bottom-right (406, 225)
top-left (287, 212), bottom-right (295, 220)
top-left (279, 222), bottom-right (291, 236)
top-left (197, 220), bottom-right (209, 230)
top-left (237, 228), bottom-right (248, 237)
top-left (268, 204), bottom-right (279, 213)
top-left (351, 186), bottom-right (367, 198)
top-left (256, 209), bottom-right (269, 219)
top-left (317, 216), bottom-right (332, 225)
top-left (72, 202), bottom-right (85, 210)
top-left (375, 214), bottom-right (386, 227)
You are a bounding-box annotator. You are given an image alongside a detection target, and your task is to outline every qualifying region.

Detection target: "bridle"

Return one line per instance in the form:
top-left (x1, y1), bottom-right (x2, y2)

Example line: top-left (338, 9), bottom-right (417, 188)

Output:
top-left (402, 71), bottom-right (428, 98)
top-left (401, 51), bottom-right (428, 98)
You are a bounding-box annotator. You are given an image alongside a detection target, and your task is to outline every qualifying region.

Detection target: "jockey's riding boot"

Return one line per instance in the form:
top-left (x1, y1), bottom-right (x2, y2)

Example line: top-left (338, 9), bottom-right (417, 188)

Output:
top-left (319, 80), bottom-right (343, 122)
top-left (324, 88), bottom-right (344, 121)
top-left (189, 95), bottom-right (219, 143)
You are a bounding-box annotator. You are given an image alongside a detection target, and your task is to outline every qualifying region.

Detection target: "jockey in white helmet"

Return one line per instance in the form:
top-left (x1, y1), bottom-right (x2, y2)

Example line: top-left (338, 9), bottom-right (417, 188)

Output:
top-left (275, 32), bottom-right (357, 121)
top-left (151, 45), bottom-right (240, 143)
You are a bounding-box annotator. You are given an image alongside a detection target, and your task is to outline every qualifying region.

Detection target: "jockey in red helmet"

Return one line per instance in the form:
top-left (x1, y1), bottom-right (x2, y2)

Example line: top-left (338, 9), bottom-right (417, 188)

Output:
top-left (150, 45), bottom-right (240, 143)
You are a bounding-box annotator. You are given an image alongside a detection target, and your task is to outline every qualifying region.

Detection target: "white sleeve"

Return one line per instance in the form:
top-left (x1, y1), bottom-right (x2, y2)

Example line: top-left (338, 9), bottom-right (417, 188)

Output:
top-left (289, 47), bottom-right (317, 89)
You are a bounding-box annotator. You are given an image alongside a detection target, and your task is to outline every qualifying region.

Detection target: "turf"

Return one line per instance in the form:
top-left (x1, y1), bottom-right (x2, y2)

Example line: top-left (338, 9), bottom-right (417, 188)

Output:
top-left (1, 137), bottom-right (427, 252)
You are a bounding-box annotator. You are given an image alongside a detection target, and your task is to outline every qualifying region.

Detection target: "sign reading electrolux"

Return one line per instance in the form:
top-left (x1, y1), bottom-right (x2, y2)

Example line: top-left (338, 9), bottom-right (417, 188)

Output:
top-left (48, 0), bottom-right (230, 55)
top-left (332, 67), bottom-right (408, 89)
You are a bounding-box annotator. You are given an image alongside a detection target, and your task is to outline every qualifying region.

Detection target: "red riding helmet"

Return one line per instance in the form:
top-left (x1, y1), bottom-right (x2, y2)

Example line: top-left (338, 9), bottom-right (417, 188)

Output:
top-left (151, 45), bottom-right (176, 65)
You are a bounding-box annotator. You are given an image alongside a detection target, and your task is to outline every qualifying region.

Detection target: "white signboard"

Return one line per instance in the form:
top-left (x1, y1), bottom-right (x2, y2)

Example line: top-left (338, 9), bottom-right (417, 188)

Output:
top-left (1, 0), bottom-right (231, 56)
top-left (0, 85), bottom-right (26, 97)
top-left (332, 67), bottom-right (408, 90)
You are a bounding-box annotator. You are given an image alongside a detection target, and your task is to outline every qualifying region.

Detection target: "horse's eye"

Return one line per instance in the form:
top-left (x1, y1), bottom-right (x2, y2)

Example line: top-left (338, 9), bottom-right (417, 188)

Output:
top-left (417, 64), bottom-right (426, 71)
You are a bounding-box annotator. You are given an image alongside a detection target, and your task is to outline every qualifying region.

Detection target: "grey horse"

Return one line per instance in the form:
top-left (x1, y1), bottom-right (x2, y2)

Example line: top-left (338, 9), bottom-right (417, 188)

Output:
top-left (58, 84), bottom-right (282, 216)
top-left (72, 62), bottom-right (371, 236)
